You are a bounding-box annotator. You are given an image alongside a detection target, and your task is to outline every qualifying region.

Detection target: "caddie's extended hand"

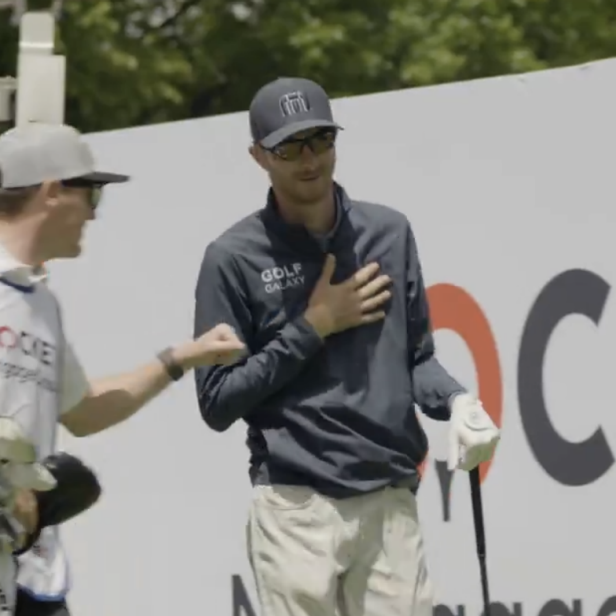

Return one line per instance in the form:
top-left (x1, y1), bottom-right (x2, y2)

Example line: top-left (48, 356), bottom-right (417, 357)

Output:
top-left (305, 254), bottom-right (392, 338)
top-left (447, 393), bottom-right (500, 471)
top-left (174, 323), bottom-right (246, 369)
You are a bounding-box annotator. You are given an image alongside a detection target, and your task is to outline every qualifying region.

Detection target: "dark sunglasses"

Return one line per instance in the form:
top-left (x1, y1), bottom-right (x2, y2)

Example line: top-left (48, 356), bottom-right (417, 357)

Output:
top-left (61, 179), bottom-right (104, 210)
top-left (268, 128), bottom-right (337, 161)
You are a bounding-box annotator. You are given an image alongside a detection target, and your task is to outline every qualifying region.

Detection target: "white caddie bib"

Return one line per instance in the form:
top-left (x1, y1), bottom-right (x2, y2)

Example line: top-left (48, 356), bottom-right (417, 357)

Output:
top-left (0, 263), bottom-right (70, 607)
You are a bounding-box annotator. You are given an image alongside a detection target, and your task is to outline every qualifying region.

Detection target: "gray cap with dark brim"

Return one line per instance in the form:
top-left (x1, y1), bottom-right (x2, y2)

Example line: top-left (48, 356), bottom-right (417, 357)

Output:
top-left (0, 123), bottom-right (130, 188)
top-left (250, 77), bottom-right (342, 148)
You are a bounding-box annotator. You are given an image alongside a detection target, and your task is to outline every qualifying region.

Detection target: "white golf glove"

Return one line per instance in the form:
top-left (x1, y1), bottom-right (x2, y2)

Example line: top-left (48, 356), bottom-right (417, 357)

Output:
top-left (447, 393), bottom-right (500, 471)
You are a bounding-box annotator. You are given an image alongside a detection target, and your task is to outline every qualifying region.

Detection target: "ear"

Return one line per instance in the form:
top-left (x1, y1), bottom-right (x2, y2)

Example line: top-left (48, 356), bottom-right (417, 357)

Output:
top-left (249, 144), bottom-right (269, 172)
top-left (40, 180), bottom-right (61, 207)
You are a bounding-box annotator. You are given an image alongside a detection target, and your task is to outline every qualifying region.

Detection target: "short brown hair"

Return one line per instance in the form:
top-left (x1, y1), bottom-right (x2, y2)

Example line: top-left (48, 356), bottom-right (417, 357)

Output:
top-left (0, 168), bottom-right (38, 217)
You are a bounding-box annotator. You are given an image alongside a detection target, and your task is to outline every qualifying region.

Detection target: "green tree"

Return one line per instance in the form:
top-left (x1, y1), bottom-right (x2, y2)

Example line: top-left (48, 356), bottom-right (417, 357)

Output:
top-left (1, 0), bottom-right (616, 133)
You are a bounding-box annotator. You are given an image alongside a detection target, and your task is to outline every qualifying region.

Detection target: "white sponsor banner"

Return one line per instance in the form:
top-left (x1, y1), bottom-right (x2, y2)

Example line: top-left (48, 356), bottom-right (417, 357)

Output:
top-left (48, 58), bottom-right (616, 616)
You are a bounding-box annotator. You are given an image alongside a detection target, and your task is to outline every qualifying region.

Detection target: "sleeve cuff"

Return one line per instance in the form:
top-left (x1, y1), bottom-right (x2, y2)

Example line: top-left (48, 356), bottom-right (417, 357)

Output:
top-left (448, 391), bottom-right (467, 408)
top-left (287, 315), bottom-right (325, 358)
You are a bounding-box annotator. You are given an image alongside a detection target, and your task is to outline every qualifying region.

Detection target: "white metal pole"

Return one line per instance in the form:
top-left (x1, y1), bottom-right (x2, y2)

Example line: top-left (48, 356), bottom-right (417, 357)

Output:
top-left (15, 10), bottom-right (66, 125)
top-left (0, 3), bottom-right (66, 126)
top-left (0, 77), bottom-right (16, 123)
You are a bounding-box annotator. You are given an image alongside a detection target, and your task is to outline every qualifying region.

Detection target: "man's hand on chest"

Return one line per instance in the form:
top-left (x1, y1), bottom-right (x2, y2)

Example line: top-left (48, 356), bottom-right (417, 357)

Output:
top-left (303, 254), bottom-right (392, 339)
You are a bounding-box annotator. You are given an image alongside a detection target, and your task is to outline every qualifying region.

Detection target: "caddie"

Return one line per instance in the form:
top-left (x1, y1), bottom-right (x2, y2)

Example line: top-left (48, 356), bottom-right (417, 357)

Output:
top-left (0, 122), bottom-right (246, 616)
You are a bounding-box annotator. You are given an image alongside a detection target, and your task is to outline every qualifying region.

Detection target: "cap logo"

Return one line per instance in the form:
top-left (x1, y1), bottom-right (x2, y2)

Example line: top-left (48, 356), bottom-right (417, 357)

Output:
top-left (279, 91), bottom-right (309, 117)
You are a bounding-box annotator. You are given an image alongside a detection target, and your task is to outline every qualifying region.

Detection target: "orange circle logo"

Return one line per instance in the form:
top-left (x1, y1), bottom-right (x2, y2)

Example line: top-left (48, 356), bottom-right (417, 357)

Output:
top-left (420, 283), bottom-right (503, 483)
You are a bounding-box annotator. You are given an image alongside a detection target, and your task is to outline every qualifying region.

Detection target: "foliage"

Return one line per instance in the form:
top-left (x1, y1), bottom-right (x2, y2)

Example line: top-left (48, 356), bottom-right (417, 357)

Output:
top-left (1, 0), bottom-right (616, 132)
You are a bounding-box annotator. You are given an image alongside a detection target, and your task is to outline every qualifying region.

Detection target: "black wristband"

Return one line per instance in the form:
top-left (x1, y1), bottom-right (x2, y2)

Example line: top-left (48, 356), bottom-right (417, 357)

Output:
top-left (157, 347), bottom-right (184, 381)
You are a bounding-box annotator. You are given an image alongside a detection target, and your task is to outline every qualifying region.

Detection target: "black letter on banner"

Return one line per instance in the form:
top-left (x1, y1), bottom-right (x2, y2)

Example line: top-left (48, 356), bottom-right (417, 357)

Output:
top-left (232, 574), bottom-right (257, 616)
top-left (597, 596), bottom-right (616, 616)
top-left (518, 269), bottom-right (613, 486)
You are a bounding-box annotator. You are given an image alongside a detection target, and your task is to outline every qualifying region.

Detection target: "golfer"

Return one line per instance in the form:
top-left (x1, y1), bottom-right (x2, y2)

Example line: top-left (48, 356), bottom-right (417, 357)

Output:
top-left (194, 77), bottom-right (500, 616)
top-left (0, 123), bottom-right (246, 616)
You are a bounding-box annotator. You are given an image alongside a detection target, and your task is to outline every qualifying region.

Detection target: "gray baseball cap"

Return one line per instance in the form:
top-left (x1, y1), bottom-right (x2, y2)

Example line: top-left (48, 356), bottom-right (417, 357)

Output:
top-left (0, 123), bottom-right (129, 189)
top-left (249, 77), bottom-right (341, 149)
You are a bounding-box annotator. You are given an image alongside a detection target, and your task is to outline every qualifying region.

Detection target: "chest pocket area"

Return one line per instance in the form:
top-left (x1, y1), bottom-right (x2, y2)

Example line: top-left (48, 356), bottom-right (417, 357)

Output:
top-left (251, 260), bottom-right (322, 349)
top-left (330, 236), bottom-right (407, 351)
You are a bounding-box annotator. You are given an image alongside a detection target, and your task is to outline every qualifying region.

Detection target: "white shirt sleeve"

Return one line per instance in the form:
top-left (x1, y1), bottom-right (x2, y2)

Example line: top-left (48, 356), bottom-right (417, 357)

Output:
top-left (60, 342), bottom-right (90, 416)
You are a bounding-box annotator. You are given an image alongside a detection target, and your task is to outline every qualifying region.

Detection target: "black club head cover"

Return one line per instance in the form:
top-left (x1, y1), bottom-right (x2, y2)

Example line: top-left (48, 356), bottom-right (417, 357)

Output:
top-left (14, 452), bottom-right (102, 556)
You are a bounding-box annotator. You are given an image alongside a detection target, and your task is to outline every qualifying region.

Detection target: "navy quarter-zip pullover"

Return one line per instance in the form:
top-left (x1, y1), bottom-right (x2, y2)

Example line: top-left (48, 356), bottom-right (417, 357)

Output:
top-left (194, 183), bottom-right (466, 497)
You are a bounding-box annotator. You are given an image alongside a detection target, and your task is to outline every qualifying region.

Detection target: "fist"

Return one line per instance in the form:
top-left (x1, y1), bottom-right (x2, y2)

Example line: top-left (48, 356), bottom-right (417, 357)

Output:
top-left (175, 324), bottom-right (246, 369)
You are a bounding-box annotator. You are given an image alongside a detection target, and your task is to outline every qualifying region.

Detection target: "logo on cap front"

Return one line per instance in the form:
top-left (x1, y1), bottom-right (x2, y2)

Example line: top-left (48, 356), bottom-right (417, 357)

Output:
top-left (279, 91), bottom-right (309, 117)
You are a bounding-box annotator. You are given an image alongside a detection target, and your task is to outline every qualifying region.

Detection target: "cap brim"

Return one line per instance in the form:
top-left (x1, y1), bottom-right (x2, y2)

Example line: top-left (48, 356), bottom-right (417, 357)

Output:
top-left (79, 171), bottom-right (130, 185)
top-left (260, 119), bottom-right (342, 149)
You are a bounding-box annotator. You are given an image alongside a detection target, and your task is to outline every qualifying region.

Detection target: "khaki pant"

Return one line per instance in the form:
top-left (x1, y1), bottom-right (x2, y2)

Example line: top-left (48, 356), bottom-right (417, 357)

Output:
top-left (247, 484), bottom-right (434, 616)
